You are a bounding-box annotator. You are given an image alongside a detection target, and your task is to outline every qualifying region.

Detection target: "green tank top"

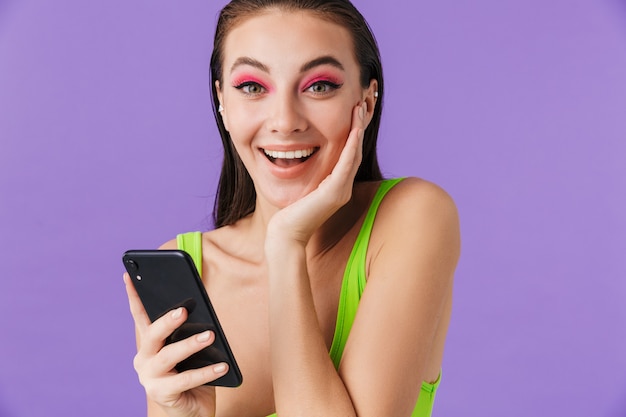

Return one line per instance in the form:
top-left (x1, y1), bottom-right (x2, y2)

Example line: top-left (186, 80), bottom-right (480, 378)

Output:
top-left (177, 178), bottom-right (440, 417)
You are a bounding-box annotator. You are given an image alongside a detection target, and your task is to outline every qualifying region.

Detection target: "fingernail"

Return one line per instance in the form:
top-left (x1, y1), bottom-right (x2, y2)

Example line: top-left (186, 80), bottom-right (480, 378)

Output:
top-left (196, 331), bottom-right (211, 342)
top-left (213, 363), bottom-right (227, 373)
top-left (359, 104), bottom-right (364, 120)
top-left (171, 307), bottom-right (183, 319)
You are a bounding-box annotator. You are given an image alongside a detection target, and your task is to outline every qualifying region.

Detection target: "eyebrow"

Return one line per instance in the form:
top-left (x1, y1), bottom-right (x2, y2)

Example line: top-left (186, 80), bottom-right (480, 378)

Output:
top-left (229, 55), bottom-right (345, 74)
top-left (300, 55), bottom-right (345, 73)
top-left (230, 57), bottom-right (270, 74)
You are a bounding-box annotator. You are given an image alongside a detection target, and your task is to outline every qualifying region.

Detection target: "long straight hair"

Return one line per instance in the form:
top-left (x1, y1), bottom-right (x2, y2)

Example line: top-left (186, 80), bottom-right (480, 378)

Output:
top-left (210, 0), bottom-right (385, 227)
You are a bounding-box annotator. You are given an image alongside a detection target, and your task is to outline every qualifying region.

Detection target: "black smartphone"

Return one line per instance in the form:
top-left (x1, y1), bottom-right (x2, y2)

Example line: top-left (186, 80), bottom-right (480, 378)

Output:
top-left (122, 249), bottom-right (242, 387)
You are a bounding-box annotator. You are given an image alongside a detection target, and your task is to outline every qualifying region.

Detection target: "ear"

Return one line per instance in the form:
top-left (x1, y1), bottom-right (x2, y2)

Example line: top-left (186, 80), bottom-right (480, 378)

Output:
top-left (215, 80), bottom-right (230, 132)
top-left (361, 79), bottom-right (379, 129)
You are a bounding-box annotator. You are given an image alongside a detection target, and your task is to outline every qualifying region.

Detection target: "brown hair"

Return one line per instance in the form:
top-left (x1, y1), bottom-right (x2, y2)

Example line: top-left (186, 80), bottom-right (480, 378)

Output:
top-left (210, 0), bottom-right (384, 227)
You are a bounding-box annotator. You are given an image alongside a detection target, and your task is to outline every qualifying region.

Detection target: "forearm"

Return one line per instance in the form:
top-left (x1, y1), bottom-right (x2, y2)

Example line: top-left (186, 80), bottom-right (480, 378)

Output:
top-left (266, 242), bottom-right (356, 417)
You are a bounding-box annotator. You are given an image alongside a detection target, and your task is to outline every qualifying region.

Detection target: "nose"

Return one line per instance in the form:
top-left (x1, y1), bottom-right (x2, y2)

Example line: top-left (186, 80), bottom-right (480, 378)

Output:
top-left (265, 91), bottom-right (307, 135)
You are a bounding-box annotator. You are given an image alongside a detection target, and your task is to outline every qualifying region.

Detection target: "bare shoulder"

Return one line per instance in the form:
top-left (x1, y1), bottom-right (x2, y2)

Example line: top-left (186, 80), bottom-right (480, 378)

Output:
top-left (158, 238), bottom-right (178, 250)
top-left (157, 228), bottom-right (224, 251)
top-left (380, 177), bottom-right (458, 220)
top-left (370, 177), bottom-right (461, 275)
top-left (378, 177), bottom-right (459, 232)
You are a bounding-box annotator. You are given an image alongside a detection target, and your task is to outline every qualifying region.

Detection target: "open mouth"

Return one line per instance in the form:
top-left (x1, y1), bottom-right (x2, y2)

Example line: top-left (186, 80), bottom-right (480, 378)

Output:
top-left (262, 147), bottom-right (319, 168)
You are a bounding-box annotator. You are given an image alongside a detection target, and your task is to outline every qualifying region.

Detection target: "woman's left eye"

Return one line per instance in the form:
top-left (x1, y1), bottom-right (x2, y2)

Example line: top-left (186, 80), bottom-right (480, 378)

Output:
top-left (305, 81), bottom-right (342, 95)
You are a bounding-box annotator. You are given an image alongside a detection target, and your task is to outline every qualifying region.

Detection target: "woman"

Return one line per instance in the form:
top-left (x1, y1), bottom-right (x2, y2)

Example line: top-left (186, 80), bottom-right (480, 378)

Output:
top-left (124, 0), bottom-right (460, 416)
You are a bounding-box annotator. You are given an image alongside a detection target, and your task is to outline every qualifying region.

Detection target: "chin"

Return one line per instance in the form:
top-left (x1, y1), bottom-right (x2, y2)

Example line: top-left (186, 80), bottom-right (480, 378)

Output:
top-left (257, 181), bottom-right (318, 210)
top-left (268, 191), bottom-right (310, 209)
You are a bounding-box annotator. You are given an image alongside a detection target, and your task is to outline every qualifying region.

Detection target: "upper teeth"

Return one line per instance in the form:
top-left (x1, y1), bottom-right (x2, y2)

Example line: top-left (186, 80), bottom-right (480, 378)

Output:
top-left (264, 148), bottom-right (315, 159)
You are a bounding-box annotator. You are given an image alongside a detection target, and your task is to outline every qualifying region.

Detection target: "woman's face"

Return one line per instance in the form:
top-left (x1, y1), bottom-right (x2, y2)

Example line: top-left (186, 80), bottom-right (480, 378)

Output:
top-left (217, 9), bottom-right (376, 209)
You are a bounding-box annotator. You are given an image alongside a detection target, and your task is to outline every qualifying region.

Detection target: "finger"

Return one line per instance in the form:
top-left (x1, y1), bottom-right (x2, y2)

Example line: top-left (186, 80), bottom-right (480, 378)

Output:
top-left (351, 100), bottom-right (367, 135)
top-left (141, 306), bottom-right (189, 356)
top-left (124, 272), bottom-right (151, 333)
top-left (151, 330), bottom-right (217, 375)
top-left (346, 102), bottom-right (366, 163)
top-left (349, 100), bottom-right (367, 131)
top-left (169, 362), bottom-right (229, 393)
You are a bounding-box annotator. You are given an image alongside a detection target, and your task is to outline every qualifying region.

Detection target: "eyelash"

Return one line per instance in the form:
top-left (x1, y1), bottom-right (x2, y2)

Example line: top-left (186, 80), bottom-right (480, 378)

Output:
top-left (233, 81), bottom-right (266, 96)
top-left (232, 79), bottom-right (343, 97)
top-left (304, 80), bottom-right (343, 95)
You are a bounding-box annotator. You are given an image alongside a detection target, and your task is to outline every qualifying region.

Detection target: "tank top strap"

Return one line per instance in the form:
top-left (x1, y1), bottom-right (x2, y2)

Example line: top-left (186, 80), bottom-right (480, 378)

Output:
top-left (329, 178), bottom-right (405, 368)
top-left (351, 178), bottom-right (405, 294)
top-left (176, 231), bottom-right (203, 276)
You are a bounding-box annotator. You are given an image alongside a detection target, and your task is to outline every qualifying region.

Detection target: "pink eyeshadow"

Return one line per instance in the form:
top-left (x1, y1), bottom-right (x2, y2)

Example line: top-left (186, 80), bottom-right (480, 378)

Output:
top-left (231, 73), bottom-right (272, 91)
top-left (301, 73), bottom-right (344, 89)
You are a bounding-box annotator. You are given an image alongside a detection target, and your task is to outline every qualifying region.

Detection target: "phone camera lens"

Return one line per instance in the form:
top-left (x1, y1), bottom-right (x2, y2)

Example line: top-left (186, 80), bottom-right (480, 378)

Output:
top-left (127, 259), bottom-right (138, 272)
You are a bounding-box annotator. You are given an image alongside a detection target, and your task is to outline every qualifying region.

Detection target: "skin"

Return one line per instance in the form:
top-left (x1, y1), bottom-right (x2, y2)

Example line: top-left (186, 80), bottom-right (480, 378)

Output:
top-left (125, 9), bottom-right (460, 417)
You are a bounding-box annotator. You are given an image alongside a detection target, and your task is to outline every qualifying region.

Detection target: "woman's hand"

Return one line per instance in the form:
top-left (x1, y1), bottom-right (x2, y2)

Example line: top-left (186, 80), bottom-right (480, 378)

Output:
top-left (124, 273), bottom-right (229, 417)
top-left (266, 101), bottom-right (367, 247)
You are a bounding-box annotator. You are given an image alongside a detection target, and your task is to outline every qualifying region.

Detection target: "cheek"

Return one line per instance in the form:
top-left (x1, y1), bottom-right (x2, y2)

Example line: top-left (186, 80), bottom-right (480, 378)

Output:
top-left (313, 105), bottom-right (353, 145)
top-left (226, 106), bottom-right (265, 143)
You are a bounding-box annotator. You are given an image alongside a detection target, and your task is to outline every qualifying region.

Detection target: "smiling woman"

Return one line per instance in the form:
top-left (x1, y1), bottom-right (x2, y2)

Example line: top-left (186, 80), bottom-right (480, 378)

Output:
top-left (123, 1), bottom-right (460, 416)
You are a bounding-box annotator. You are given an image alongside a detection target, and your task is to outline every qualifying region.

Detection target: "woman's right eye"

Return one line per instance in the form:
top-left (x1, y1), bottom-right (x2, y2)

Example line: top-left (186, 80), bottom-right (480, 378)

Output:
top-left (234, 82), bottom-right (266, 95)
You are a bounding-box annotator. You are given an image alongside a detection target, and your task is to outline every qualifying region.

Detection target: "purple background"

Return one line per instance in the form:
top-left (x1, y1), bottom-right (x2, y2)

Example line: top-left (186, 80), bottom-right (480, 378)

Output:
top-left (1, 0), bottom-right (625, 416)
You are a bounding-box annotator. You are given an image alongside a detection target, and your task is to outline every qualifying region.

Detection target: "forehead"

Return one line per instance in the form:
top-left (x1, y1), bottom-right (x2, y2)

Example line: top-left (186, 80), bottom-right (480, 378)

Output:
top-left (222, 10), bottom-right (358, 74)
